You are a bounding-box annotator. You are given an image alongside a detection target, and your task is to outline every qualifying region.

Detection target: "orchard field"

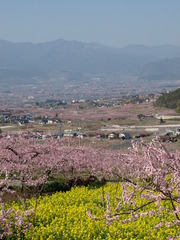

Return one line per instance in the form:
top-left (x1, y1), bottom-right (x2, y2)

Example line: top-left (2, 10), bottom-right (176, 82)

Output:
top-left (0, 133), bottom-right (180, 239)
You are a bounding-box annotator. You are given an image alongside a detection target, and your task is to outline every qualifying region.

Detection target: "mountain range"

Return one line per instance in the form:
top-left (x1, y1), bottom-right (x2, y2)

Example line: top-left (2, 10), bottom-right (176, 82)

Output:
top-left (0, 39), bottom-right (180, 84)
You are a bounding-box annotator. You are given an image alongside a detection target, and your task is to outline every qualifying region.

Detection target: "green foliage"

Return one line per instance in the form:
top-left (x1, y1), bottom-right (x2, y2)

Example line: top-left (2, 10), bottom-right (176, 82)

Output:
top-left (43, 180), bottom-right (69, 193)
top-left (155, 88), bottom-right (180, 111)
top-left (176, 107), bottom-right (180, 113)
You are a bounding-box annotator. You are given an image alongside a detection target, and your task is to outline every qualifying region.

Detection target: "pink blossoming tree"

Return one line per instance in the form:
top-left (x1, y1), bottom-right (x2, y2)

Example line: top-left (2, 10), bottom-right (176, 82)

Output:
top-left (87, 140), bottom-right (180, 237)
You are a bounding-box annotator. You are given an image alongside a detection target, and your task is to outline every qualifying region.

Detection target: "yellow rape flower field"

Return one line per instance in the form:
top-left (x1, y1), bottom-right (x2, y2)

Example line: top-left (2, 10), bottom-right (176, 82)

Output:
top-left (9, 184), bottom-right (180, 240)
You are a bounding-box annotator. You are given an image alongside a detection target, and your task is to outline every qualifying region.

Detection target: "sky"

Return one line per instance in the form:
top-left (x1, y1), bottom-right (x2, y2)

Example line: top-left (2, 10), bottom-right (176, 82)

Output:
top-left (0, 0), bottom-right (180, 48)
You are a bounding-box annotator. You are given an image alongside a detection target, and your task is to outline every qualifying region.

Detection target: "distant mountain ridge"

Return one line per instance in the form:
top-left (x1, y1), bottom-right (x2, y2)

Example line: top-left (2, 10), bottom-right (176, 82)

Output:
top-left (139, 58), bottom-right (180, 81)
top-left (0, 39), bottom-right (180, 84)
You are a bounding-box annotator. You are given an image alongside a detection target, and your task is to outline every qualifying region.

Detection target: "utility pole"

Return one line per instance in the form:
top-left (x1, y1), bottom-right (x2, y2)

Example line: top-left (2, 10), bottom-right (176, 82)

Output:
top-left (59, 120), bottom-right (63, 139)
top-left (78, 121), bottom-right (81, 147)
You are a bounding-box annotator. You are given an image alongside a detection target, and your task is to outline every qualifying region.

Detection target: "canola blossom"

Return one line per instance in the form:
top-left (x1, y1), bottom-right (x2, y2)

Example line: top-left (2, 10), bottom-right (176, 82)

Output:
top-left (3, 184), bottom-right (179, 240)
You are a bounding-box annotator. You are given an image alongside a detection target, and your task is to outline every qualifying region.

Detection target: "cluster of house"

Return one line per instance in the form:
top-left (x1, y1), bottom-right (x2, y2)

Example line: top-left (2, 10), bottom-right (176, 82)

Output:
top-left (63, 129), bottom-right (87, 138)
top-left (0, 112), bottom-right (32, 125)
top-left (97, 129), bottom-right (180, 142)
top-left (153, 129), bottom-right (180, 142)
top-left (96, 132), bottom-right (132, 140)
top-left (35, 99), bottom-right (67, 108)
top-left (40, 118), bottom-right (60, 125)
top-left (32, 93), bottom-right (155, 111)
top-left (137, 114), bottom-right (154, 120)
top-left (0, 110), bottom-right (62, 126)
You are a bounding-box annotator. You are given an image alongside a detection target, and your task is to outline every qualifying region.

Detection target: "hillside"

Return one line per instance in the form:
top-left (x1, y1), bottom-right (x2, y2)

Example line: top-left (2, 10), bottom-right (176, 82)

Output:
top-left (155, 88), bottom-right (180, 112)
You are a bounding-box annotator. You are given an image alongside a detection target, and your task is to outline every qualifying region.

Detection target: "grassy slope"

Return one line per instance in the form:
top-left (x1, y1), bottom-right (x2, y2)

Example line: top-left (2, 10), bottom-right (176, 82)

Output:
top-left (155, 88), bottom-right (180, 112)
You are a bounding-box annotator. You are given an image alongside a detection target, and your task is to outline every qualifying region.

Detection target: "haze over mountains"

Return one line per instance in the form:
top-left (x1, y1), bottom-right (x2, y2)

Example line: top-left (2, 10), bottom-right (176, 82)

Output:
top-left (0, 39), bottom-right (180, 85)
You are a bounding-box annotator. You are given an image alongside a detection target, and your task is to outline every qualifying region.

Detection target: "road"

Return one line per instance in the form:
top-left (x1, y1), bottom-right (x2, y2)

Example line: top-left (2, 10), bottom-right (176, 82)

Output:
top-left (102, 124), bottom-right (180, 132)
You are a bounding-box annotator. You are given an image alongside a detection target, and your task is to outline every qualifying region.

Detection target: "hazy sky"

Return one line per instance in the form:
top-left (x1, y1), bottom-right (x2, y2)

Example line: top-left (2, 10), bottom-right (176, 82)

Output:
top-left (0, 0), bottom-right (180, 47)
